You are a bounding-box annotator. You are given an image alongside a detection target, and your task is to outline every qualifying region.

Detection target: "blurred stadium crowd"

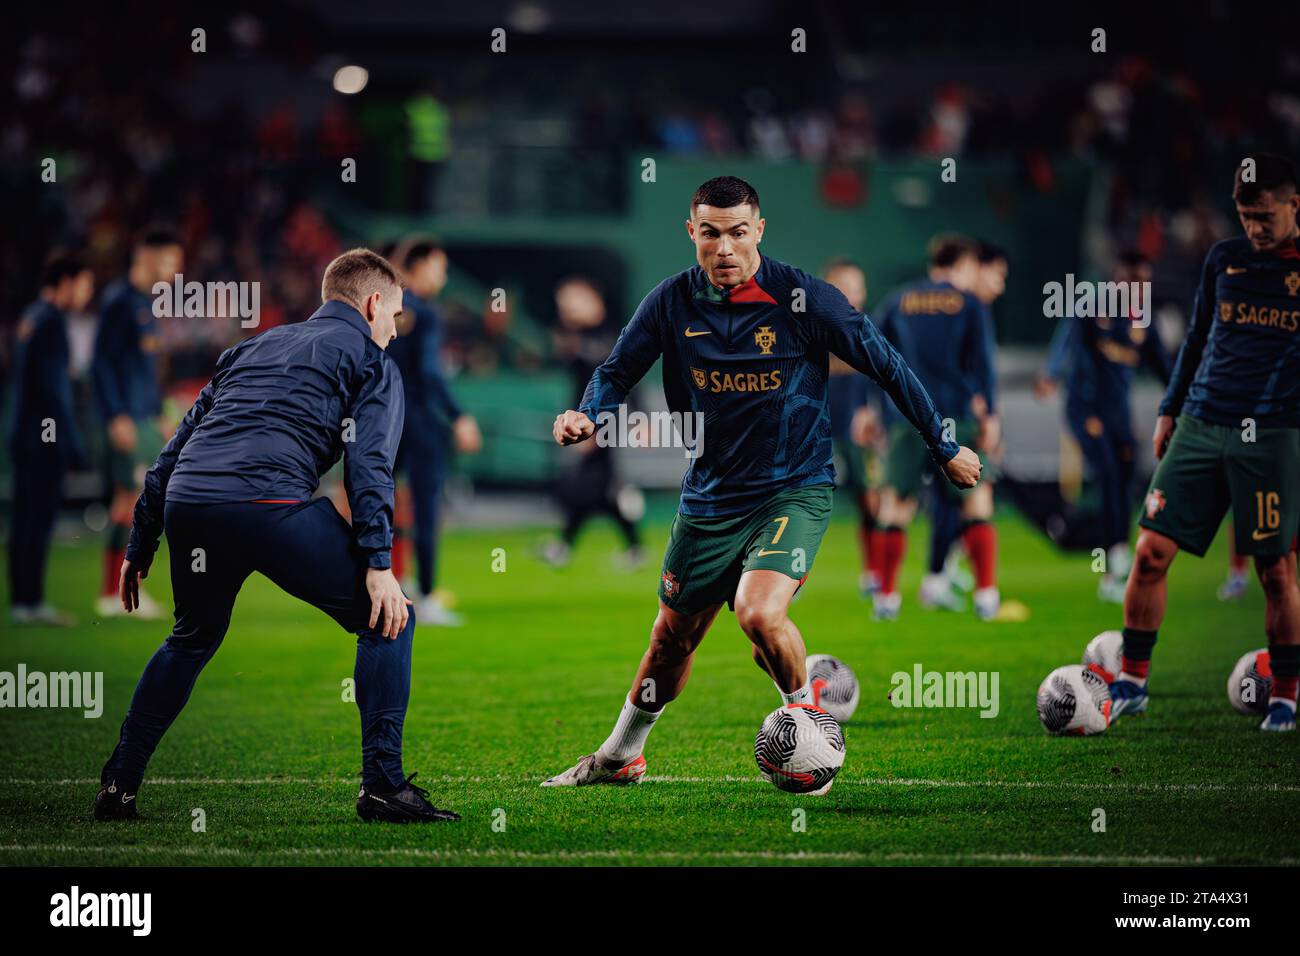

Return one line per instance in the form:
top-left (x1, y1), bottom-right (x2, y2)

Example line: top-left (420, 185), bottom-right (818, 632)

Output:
top-left (3, 2), bottom-right (1299, 498)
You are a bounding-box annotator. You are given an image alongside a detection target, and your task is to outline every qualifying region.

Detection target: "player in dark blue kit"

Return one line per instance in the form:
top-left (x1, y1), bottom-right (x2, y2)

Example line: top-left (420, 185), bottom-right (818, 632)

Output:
top-left (94, 249), bottom-right (459, 822)
top-left (924, 241), bottom-right (1009, 609)
top-left (7, 251), bottom-right (94, 626)
top-left (1109, 155), bottom-right (1300, 732)
top-left (823, 258), bottom-right (884, 597)
top-left (872, 237), bottom-right (1001, 621)
top-left (1036, 251), bottom-right (1172, 603)
top-left (541, 177), bottom-right (982, 788)
top-left (92, 226), bottom-right (183, 621)
top-left (389, 237), bottom-right (481, 626)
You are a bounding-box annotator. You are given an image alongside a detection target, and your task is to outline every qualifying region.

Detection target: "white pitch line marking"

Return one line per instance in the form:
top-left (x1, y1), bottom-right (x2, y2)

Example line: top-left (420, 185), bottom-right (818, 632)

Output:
top-left (1, 844), bottom-right (1291, 866)
top-left (4, 775), bottom-right (1297, 793)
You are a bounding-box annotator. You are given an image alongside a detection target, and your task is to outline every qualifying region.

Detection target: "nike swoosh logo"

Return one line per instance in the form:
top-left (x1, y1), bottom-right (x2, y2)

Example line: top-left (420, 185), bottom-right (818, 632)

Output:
top-left (1226, 267), bottom-right (1247, 275)
top-left (684, 328), bottom-right (712, 337)
top-left (756, 549), bottom-right (788, 557)
top-left (122, 794), bottom-right (135, 803)
top-left (1252, 529), bottom-right (1279, 541)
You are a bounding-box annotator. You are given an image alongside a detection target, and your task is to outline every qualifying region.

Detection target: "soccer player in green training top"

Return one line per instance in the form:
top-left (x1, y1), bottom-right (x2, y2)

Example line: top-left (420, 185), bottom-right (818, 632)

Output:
top-left (541, 177), bottom-right (982, 787)
top-left (1109, 154), bottom-right (1300, 732)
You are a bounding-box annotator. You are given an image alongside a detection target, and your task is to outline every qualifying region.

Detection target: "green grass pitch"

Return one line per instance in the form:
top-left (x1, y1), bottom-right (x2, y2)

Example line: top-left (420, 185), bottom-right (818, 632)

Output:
top-left (1, 500), bottom-right (1295, 866)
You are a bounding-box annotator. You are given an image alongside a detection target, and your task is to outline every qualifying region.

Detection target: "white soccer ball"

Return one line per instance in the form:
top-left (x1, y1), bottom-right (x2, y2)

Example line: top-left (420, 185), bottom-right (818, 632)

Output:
top-left (806, 654), bottom-right (860, 723)
top-left (1227, 648), bottom-right (1271, 715)
top-left (1082, 630), bottom-right (1124, 684)
top-left (754, 704), bottom-right (845, 794)
top-left (1036, 664), bottom-right (1111, 736)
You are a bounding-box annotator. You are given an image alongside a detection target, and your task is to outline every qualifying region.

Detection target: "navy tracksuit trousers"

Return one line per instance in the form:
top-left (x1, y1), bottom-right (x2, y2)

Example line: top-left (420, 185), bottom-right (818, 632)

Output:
top-left (101, 498), bottom-right (413, 791)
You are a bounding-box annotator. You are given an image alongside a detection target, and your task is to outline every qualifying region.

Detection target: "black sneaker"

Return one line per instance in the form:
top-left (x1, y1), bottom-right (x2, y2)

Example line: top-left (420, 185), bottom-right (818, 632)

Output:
top-left (356, 772), bottom-right (460, 823)
top-left (94, 778), bottom-right (138, 821)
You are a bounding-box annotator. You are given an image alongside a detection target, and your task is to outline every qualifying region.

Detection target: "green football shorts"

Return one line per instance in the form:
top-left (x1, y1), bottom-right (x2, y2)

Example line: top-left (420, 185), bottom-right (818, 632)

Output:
top-left (883, 418), bottom-right (978, 500)
top-left (658, 485), bottom-right (834, 615)
top-left (107, 417), bottom-right (164, 491)
top-left (833, 437), bottom-right (875, 496)
top-left (1138, 414), bottom-right (1300, 558)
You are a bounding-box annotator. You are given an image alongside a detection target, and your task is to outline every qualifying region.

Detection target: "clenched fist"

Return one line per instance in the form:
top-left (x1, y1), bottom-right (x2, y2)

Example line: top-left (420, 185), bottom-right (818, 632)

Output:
top-left (942, 445), bottom-right (983, 489)
top-left (553, 409), bottom-right (595, 446)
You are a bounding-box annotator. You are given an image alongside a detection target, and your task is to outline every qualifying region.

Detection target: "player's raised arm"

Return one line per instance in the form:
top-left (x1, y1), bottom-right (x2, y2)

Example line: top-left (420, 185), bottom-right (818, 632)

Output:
top-left (554, 289), bottom-right (665, 445)
top-left (804, 277), bottom-right (981, 488)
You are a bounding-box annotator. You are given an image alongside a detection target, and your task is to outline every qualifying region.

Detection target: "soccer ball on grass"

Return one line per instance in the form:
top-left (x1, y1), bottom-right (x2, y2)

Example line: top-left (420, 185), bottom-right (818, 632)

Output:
top-left (755, 704), bottom-right (845, 794)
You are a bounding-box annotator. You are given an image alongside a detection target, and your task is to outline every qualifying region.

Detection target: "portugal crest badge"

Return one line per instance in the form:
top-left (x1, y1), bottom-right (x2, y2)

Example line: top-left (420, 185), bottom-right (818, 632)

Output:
top-left (661, 569), bottom-right (680, 598)
top-left (754, 326), bottom-right (776, 355)
top-left (1145, 488), bottom-right (1166, 520)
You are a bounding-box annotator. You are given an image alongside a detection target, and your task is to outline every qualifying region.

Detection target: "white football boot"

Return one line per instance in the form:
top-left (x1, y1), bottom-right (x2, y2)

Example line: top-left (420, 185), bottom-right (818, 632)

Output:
top-left (540, 753), bottom-right (646, 787)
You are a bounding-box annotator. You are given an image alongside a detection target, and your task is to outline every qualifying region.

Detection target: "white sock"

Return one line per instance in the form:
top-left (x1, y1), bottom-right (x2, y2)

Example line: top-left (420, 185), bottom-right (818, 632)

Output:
top-left (780, 681), bottom-right (812, 705)
top-left (597, 695), bottom-right (663, 765)
top-left (1107, 543), bottom-right (1132, 578)
top-left (1267, 696), bottom-right (1296, 712)
top-left (1116, 670), bottom-right (1147, 688)
top-left (921, 573), bottom-right (949, 596)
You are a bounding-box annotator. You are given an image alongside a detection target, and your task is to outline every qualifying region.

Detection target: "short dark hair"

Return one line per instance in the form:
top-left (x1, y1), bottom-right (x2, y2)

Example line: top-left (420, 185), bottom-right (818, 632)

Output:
top-left (1233, 153), bottom-right (1297, 204)
top-left (41, 248), bottom-right (89, 289)
top-left (928, 233), bottom-right (978, 268)
top-left (321, 248), bottom-right (404, 310)
top-left (134, 223), bottom-right (181, 250)
top-left (691, 176), bottom-right (760, 215)
top-left (399, 236), bottom-right (445, 272)
top-left (976, 241), bottom-right (1008, 265)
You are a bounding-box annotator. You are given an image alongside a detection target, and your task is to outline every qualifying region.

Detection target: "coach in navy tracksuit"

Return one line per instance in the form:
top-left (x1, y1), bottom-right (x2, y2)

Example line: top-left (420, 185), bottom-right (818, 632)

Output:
top-left (95, 249), bottom-right (459, 824)
top-left (7, 252), bottom-right (94, 625)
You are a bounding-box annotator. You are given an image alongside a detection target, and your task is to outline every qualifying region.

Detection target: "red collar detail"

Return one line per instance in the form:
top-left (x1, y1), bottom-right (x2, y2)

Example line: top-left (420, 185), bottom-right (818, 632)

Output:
top-left (727, 276), bottom-right (778, 304)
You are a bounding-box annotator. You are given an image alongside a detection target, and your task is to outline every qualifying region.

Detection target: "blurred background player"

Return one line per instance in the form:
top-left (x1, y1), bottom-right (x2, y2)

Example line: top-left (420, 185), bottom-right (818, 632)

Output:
top-left (92, 226), bottom-right (183, 620)
top-left (924, 240), bottom-right (1008, 608)
top-left (539, 275), bottom-right (645, 569)
top-left (1109, 155), bottom-right (1300, 732)
top-left (1035, 250), bottom-right (1172, 603)
top-left (389, 236), bottom-right (481, 626)
top-left (872, 235), bottom-right (1000, 620)
top-left (7, 251), bottom-right (93, 626)
top-left (823, 257), bottom-right (883, 596)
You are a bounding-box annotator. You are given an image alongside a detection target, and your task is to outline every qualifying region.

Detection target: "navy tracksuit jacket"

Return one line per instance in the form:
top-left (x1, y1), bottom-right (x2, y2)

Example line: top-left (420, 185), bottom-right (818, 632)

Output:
top-left (103, 300), bottom-right (413, 791)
